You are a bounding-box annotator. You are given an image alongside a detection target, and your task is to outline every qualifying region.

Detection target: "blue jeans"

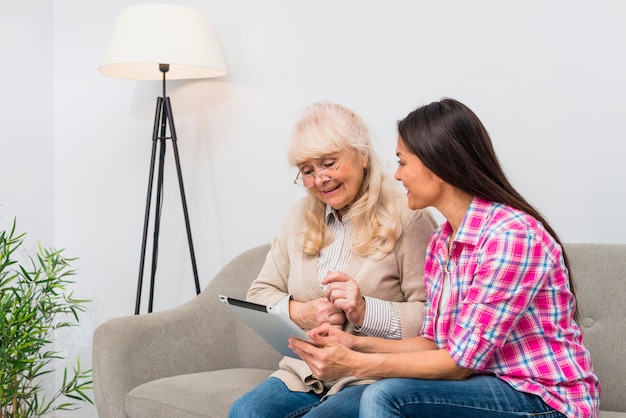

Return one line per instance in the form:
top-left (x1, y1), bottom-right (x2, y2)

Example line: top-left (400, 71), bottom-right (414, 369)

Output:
top-left (229, 377), bottom-right (367, 418)
top-left (359, 375), bottom-right (566, 418)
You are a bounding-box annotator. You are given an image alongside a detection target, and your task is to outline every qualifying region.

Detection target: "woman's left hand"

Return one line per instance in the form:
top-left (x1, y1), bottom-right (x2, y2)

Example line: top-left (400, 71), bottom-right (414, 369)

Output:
top-left (322, 271), bottom-right (366, 326)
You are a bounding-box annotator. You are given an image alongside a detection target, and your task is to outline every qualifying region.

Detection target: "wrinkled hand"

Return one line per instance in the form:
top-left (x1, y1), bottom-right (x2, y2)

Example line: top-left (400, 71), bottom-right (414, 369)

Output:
top-left (322, 272), bottom-right (366, 326)
top-left (289, 297), bottom-right (346, 330)
top-left (309, 322), bottom-right (356, 348)
top-left (289, 323), bottom-right (357, 381)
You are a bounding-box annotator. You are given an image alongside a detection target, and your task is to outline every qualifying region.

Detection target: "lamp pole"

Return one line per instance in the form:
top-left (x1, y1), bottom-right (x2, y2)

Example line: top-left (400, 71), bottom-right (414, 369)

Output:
top-left (135, 64), bottom-right (201, 315)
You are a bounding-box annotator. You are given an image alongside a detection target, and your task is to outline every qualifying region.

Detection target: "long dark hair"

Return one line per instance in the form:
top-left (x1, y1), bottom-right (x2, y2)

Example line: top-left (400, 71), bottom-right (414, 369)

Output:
top-left (397, 98), bottom-right (577, 317)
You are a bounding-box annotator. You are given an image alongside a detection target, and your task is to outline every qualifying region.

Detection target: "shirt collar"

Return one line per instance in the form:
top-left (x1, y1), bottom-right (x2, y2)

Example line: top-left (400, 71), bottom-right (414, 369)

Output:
top-left (325, 204), bottom-right (350, 224)
top-left (443, 196), bottom-right (494, 248)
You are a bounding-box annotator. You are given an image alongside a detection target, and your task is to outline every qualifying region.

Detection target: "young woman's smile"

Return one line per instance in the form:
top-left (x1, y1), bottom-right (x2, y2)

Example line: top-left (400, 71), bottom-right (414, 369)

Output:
top-left (394, 137), bottom-right (443, 211)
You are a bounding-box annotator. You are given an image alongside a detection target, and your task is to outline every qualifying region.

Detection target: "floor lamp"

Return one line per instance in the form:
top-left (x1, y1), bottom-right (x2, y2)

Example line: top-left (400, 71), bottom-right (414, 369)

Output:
top-left (98, 4), bottom-right (228, 314)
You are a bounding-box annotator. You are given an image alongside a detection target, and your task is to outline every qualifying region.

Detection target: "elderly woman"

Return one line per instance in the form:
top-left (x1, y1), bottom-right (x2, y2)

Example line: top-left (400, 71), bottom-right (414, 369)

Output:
top-left (229, 102), bottom-right (437, 418)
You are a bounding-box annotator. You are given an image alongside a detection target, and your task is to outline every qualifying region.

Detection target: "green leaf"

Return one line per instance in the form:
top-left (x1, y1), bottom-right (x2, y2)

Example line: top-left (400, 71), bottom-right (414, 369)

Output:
top-left (0, 216), bottom-right (93, 416)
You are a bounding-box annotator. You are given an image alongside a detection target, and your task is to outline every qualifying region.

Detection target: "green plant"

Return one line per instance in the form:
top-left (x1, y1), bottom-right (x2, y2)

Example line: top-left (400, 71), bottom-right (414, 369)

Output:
top-left (0, 218), bottom-right (93, 418)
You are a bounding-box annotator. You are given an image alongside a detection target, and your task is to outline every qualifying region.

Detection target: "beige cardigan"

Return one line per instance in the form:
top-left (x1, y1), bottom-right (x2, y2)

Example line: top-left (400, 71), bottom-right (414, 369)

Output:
top-left (247, 196), bottom-right (437, 395)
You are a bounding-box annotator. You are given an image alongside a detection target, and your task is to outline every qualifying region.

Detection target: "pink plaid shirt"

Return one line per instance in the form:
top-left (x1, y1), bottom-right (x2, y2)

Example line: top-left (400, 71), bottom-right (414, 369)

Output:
top-left (421, 197), bottom-right (600, 418)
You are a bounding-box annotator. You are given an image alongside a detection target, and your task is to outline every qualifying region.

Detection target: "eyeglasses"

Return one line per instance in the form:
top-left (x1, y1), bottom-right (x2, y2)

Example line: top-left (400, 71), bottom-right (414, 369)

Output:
top-left (293, 147), bottom-right (354, 189)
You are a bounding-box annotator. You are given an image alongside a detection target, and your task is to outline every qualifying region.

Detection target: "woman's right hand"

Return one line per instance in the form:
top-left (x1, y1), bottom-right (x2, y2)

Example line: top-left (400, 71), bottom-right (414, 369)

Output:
top-left (289, 298), bottom-right (346, 330)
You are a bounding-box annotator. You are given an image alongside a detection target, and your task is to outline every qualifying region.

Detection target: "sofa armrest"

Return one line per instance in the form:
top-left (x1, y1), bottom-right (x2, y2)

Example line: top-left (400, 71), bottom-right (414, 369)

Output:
top-left (92, 244), bottom-right (276, 418)
top-left (93, 292), bottom-right (238, 418)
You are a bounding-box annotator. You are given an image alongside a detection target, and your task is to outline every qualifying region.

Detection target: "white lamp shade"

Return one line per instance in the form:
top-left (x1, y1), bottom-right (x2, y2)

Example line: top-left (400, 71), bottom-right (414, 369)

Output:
top-left (99, 3), bottom-right (228, 80)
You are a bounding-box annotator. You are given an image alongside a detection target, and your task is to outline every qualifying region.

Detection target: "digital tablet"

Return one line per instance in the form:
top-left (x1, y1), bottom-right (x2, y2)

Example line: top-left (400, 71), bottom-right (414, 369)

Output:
top-left (219, 295), bottom-right (316, 359)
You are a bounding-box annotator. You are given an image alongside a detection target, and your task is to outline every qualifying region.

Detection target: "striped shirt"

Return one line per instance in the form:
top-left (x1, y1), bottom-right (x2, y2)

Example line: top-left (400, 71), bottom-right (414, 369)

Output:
top-left (275, 205), bottom-right (402, 339)
top-left (421, 197), bottom-right (600, 418)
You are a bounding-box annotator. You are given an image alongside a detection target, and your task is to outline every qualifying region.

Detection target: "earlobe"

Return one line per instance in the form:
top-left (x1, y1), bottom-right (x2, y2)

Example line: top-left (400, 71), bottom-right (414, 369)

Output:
top-left (361, 151), bottom-right (369, 169)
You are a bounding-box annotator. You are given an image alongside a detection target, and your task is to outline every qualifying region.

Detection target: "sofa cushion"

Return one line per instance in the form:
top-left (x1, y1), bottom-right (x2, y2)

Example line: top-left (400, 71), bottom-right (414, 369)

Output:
top-left (125, 368), bottom-right (274, 418)
top-left (600, 412), bottom-right (626, 418)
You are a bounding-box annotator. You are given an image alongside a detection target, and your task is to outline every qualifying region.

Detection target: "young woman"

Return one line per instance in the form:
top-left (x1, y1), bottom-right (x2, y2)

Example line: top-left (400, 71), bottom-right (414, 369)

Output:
top-left (229, 101), bottom-right (437, 418)
top-left (290, 98), bottom-right (600, 418)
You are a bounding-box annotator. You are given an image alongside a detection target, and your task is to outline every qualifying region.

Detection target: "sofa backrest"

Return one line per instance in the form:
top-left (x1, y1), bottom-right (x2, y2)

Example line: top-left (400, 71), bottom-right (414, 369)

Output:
top-left (564, 243), bottom-right (626, 413)
top-left (202, 243), bottom-right (283, 369)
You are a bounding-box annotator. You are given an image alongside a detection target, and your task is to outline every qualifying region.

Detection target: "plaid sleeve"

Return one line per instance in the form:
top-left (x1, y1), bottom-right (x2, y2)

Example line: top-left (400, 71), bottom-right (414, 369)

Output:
top-left (448, 230), bottom-right (553, 370)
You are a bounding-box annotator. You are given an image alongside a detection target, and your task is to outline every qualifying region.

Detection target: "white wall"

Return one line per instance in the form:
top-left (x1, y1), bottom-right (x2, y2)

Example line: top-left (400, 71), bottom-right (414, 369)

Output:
top-left (1, 2), bottom-right (54, 245)
top-left (1, 0), bottom-right (625, 416)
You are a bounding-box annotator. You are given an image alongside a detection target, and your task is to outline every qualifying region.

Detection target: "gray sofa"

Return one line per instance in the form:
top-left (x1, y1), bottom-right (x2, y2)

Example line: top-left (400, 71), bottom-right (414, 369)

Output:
top-left (93, 243), bottom-right (626, 417)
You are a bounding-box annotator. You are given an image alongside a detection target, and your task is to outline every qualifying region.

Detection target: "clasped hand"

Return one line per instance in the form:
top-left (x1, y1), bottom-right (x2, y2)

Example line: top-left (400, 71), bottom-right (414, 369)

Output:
top-left (290, 272), bottom-right (366, 329)
top-left (322, 271), bottom-right (366, 326)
